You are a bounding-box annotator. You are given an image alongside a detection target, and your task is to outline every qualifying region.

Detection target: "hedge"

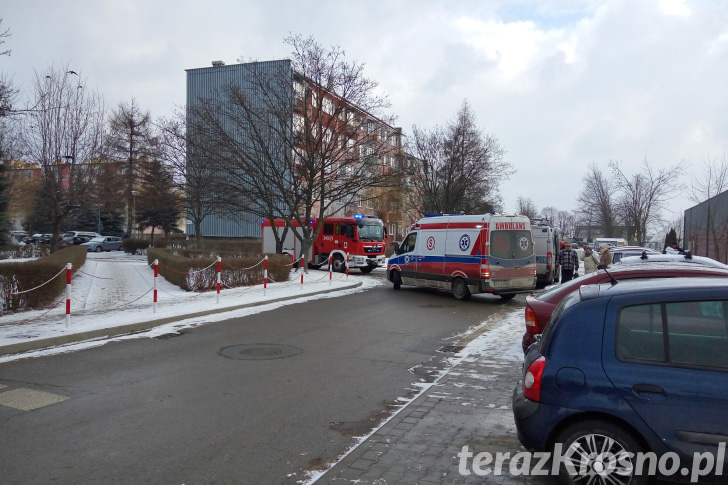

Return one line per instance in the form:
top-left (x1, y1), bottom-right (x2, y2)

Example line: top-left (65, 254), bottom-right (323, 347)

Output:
top-left (147, 248), bottom-right (291, 292)
top-left (0, 246), bottom-right (87, 314)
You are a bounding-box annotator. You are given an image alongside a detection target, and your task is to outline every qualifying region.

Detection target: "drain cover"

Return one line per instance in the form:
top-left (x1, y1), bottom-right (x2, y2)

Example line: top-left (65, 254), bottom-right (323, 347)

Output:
top-left (219, 343), bottom-right (303, 360)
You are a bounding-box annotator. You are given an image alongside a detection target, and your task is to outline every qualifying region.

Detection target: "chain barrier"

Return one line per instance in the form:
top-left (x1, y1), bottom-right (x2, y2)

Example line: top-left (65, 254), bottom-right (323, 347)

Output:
top-left (12, 297), bottom-right (65, 326)
top-left (5, 256), bottom-right (356, 328)
top-left (8, 266), bottom-right (66, 295)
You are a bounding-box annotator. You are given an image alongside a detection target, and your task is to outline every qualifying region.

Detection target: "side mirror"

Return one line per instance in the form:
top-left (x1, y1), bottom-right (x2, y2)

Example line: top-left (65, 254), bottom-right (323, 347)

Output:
top-left (392, 241), bottom-right (402, 255)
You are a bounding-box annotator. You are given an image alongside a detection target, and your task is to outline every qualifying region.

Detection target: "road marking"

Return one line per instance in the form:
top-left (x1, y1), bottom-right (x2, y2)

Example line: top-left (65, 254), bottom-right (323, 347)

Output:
top-left (0, 388), bottom-right (68, 411)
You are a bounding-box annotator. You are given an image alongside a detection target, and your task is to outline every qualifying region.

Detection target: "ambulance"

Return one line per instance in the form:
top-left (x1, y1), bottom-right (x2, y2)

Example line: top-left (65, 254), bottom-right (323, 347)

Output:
top-left (386, 213), bottom-right (536, 300)
top-left (530, 219), bottom-right (560, 288)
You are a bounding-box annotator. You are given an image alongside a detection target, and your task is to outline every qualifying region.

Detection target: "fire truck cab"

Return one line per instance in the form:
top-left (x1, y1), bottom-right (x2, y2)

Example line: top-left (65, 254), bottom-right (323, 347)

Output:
top-left (261, 215), bottom-right (386, 273)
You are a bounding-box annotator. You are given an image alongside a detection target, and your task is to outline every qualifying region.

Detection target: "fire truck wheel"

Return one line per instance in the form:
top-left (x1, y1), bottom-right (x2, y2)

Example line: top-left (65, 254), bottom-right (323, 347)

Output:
top-left (332, 254), bottom-right (346, 273)
top-left (360, 267), bottom-right (373, 274)
top-left (452, 278), bottom-right (471, 301)
top-left (391, 270), bottom-right (402, 290)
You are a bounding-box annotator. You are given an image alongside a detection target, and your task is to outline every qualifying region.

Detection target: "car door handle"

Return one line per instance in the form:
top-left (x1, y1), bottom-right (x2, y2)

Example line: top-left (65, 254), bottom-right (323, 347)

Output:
top-left (632, 383), bottom-right (665, 395)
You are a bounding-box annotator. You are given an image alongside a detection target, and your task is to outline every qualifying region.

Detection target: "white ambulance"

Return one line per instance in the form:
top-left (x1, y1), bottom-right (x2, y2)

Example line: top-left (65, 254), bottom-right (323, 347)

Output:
top-left (387, 213), bottom-right (537, 300)
top-left (531, 219), bottom-right (560, 288)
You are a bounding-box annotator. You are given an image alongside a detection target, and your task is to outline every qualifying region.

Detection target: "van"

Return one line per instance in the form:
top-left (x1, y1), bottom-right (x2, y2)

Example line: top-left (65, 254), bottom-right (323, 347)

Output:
top-left (530, 219), bottom-right (560, 288)
top-left (387, 213), bottom-right (536, 300)
top-left (592, 237), bottom-right (627, 250)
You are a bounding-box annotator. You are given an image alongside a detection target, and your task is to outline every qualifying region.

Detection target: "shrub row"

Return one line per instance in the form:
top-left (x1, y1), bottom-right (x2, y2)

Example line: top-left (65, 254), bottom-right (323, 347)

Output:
top-left (147, 248), bottom-right (291, 292)
top-left (0, 246), bottom-right (87, 314)
top-left (122, 238), bottom-right (151, 255)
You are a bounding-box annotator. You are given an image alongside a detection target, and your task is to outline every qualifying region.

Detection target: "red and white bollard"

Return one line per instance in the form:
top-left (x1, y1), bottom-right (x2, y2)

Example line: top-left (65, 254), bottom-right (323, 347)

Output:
top-left (301, 255), bottom-right (305, 286)
top-left (153, 259), bottom-right (159, 313)
top-left (216, 256), bottom-right (222, 304)
top-left (65, 263), bottom-right (72, 328)
top-left (329, 254), bottom-right (333, 284)
top-left (264, 255), bottom-right (269, 292)
top-left (346, 252), bottom-right (349, 278)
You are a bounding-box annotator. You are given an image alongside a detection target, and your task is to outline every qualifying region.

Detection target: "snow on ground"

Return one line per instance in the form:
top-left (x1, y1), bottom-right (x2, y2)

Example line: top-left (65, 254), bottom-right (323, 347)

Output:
top-left (0, 251), bottom-right (381, 363)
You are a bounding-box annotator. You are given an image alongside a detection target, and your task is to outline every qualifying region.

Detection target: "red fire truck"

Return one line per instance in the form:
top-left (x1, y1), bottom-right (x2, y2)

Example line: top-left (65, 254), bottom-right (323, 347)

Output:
top-left (261, 215), bottom-right (387, 273)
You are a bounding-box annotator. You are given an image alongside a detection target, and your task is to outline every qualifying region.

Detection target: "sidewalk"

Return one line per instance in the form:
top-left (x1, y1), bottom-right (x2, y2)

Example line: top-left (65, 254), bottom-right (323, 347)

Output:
top-left (309, 309), bottom-right (554, 485)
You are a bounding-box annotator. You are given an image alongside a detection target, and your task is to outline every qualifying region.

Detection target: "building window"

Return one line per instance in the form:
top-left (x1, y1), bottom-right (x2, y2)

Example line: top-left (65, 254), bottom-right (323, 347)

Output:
top-left (293, 114), bottom-right (305, 134)
top-left (294, 81), bottom-right (305, 101)
top-left (322, 97), bottom-right (334, 115)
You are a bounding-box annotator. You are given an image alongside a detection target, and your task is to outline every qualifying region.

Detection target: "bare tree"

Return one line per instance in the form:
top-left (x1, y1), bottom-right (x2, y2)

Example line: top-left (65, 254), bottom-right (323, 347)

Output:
top-left (106, 99), bottom-right (157, 236)
top-left (0, 18), bottom-right (10, 57)
top-left (540, 206), bottom-right (558, 223)
top-left (157, 109), bottom-right (230, 248)
top-left (18, 65), bottom-right (105, 251)
top-left (516, 196), bottom-right (538, 220)
top-left (407, 101), bottom-right (511, 216)
top-left (609, 159), bottom-right (682, 245)
top-left (577, 163), bottom-right (617, 240)
top-left (555, 210), bottom-right (577, 240)
top-left (687, 156), bottom-right (728, 259)
top-left (189, 34), bottom-right (400, 265)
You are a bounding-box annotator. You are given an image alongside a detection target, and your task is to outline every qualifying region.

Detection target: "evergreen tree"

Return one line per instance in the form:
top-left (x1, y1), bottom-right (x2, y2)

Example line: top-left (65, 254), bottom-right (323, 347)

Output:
top-left (0, 161), bottom-right (10, 246)
top-left (135, 160), bottom-right (182, 242)
top-left (663, 227), bottom-right (678, 252)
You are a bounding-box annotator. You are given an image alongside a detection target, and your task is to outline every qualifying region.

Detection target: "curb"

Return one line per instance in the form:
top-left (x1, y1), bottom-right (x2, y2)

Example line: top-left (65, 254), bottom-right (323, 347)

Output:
top-left (1, 280), bottom-right (362, 357)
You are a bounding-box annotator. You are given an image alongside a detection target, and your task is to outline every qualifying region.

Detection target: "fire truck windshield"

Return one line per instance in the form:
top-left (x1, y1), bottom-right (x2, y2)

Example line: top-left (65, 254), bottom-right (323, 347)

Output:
top-left (357, 222), bottom-right (384, 242)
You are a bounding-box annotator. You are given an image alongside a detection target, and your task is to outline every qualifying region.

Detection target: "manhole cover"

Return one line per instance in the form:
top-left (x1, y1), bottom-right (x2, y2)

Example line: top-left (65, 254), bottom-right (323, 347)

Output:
top-left (219, 343), bottom-right (303, 360)
top-left (420, 304), bottom-right (455, 308)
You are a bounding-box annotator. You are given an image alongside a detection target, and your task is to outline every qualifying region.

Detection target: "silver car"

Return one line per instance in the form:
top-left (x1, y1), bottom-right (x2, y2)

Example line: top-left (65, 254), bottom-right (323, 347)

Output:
top-left (82, 236), bottom-right (123, 252)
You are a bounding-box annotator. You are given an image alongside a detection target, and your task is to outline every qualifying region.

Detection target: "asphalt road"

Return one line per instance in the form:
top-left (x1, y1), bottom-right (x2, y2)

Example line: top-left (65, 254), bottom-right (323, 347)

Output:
top-left (0, 270), bottom-right (524, 484)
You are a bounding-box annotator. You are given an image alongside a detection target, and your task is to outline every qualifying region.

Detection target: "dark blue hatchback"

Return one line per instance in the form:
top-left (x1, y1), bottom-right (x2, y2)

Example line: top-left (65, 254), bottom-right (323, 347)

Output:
top-left (513, 277), bottom-right (728, 484)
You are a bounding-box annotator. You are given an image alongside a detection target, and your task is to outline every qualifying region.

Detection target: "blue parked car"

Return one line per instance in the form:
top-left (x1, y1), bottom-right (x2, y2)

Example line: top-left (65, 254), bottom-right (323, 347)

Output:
top-left (513, 277), bottom-right (728, 484)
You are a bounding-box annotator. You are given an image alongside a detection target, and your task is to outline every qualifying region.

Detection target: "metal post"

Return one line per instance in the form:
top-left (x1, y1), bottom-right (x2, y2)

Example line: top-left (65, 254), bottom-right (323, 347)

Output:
top-left (216, 256), bottom-right (221, 304)
top-left (153, 259), bottom-right (158, 313)
top-left (65, 263), bottom-right (72, 327)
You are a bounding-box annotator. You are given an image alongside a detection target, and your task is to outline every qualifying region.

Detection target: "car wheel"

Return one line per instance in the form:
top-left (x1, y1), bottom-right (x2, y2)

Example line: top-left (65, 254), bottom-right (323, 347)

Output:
top-left (500, 294), bottom-right (515, 300)
top-left (554, 419), bottom-right (646, 485)
top-left (452, 278), bottom-right (471, 300)
top-left (332, 254), bottom-right (346, 273)
top-left (391, 270), bottom-right (401, 290)
top-left (95, 246), bottom-right (102, 252)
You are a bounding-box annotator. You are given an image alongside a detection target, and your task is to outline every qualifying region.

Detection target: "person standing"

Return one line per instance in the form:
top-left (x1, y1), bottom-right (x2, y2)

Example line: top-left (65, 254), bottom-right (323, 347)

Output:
top-left (599, 243), bottom-right (612, 268)
top-left (581, 245), bottom-right (600, 274)
top-left (558, 242), bottom-right (579, 283)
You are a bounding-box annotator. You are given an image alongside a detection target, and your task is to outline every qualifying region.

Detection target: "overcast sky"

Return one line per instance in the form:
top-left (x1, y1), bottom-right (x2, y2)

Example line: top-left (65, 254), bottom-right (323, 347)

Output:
top-left (3, 0), bottom-right (727, 229)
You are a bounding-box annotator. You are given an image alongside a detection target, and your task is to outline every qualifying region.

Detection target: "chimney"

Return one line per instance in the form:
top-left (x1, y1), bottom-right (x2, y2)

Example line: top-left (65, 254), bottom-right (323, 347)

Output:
top-left (212, 60), bottom-right (225, 67)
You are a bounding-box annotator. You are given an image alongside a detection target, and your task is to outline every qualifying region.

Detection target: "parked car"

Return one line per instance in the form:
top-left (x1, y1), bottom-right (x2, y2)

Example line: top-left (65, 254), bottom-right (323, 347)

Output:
top-left (61, 231), bottom-right (100, 246)
top-left (513, 277), bottom-right (728, 484)
top-left (9, 231), bottom-right (28, 243)
top-left (608, 245), bottom-right (660, 264)
top-left (82, 236), bottom-right (123, 252)
top-left (619, 252), bottom-right (728, 269)
top-left (522, 262), bottom-right (728, 353)
top-left (72, 235), bottom-right (95, 245)
top-left (23, 233), bottom-right (43, 244)
top-left (37, 233), bottom-right (55, 244)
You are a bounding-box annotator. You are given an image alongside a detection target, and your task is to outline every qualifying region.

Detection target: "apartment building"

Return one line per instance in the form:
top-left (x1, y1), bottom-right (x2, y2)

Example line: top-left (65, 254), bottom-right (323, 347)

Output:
top-left (185, 59), bottom-right (407, 240)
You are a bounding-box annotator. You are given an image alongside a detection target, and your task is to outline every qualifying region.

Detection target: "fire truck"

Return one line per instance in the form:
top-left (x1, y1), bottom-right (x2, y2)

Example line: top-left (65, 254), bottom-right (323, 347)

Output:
top-left (261, 215), bottom-right (386, 273)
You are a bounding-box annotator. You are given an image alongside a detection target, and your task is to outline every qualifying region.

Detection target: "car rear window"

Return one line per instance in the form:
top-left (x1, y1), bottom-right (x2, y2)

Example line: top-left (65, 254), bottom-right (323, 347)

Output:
top-left (616, 300), bottom-right (728, 369)
top-left (490, 230), bottom-right (533, 259)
